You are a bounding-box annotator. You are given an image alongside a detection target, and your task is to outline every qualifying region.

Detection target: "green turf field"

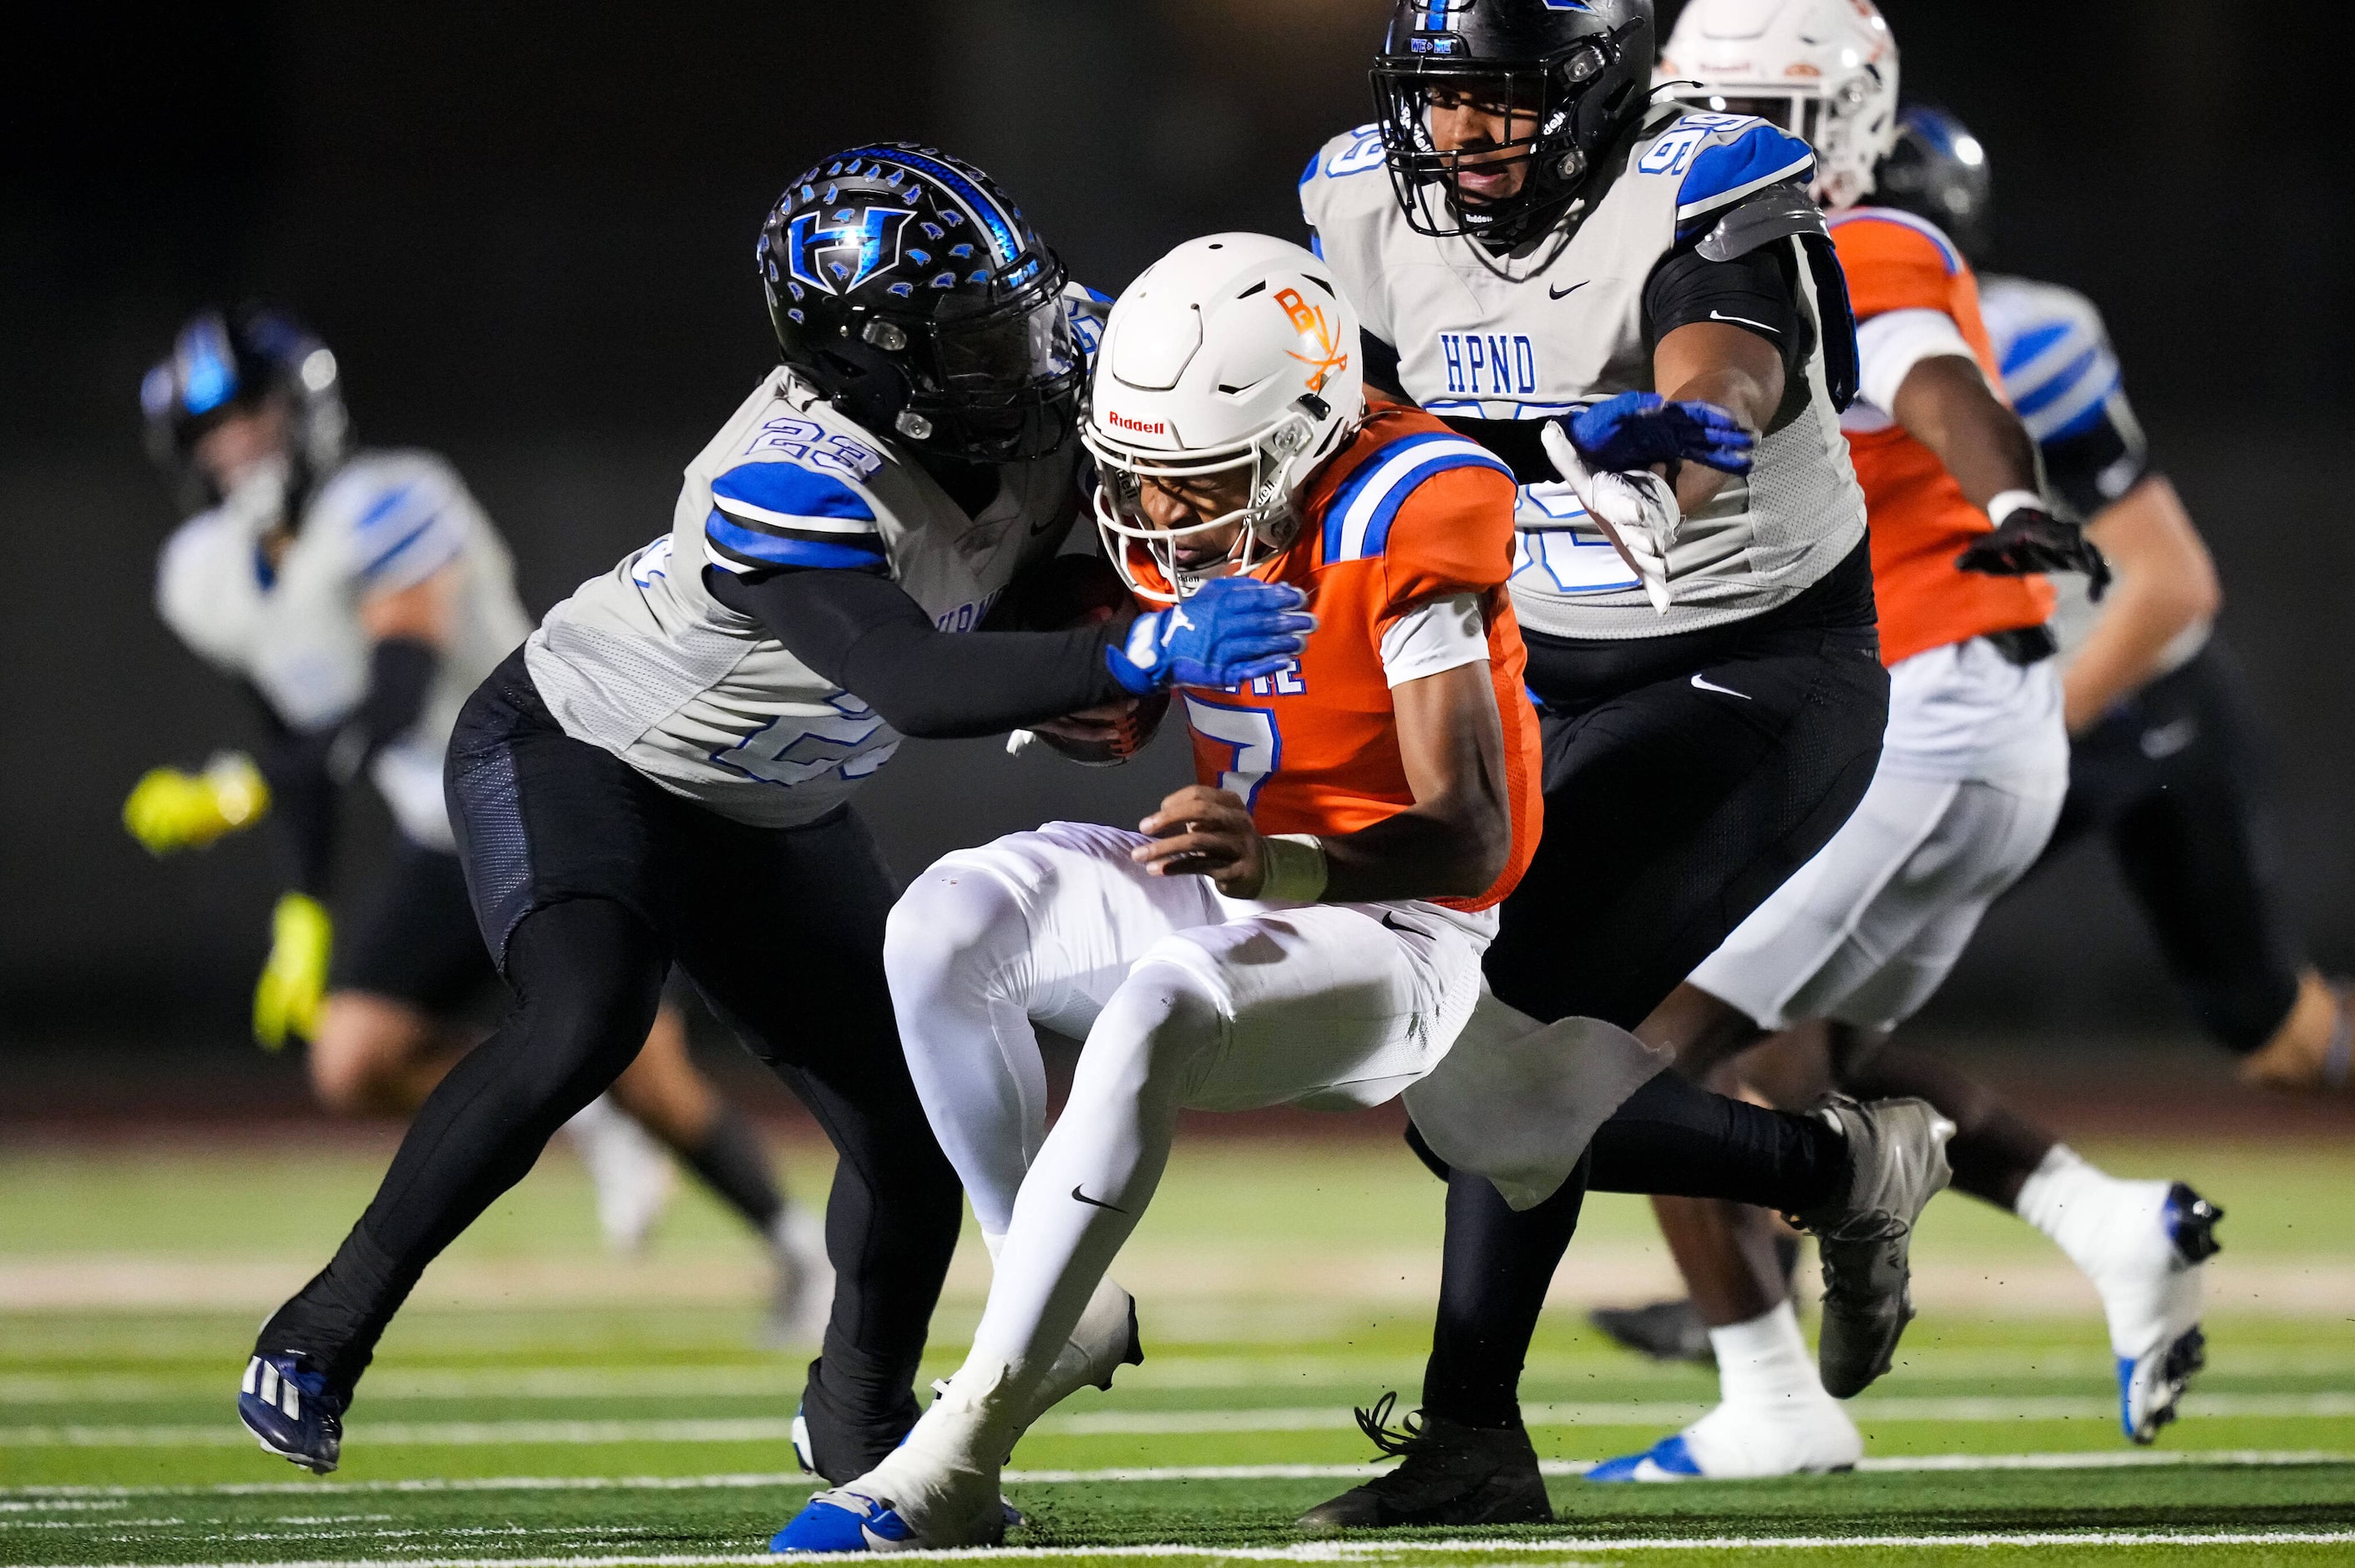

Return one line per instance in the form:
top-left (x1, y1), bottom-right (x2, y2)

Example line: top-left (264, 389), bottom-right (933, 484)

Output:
top-left (3, 1130), bottom-right (2350, 1565)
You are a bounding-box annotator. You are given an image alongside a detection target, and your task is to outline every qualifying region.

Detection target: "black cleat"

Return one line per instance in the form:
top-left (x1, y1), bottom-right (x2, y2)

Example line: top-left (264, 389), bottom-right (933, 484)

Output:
top-left (1590, 1298), bottom-right (1715, 1365)
top-left (1295, 1394), bottom-right (1552, 1532)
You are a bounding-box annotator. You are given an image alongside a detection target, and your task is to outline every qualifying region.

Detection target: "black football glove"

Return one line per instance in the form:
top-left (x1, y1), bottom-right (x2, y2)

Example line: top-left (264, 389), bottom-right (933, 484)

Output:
top-left (1956, 496), bottom-right (2112, 601)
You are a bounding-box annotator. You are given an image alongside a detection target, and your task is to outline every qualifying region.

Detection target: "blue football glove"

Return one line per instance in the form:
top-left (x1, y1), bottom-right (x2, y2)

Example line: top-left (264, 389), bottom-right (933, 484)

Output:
top-left (1567, 391), bottom-right (1755, 475)
top-left (1106, 576), bottom-right (1314, 695)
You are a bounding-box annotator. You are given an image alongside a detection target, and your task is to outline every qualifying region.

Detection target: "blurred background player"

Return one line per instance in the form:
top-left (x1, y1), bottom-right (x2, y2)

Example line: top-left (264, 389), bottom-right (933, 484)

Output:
top-left (1577, 1), bottom-right (2221, 1479)
top-left (130, 305), bottom-right (828, 1338)
top-left (1294, 0), bottom-right (1899, 1524)
top-left (230, 145), bottom-right (1267, 1485)
top-left (1884, 105), bottom-right (2351, 1096)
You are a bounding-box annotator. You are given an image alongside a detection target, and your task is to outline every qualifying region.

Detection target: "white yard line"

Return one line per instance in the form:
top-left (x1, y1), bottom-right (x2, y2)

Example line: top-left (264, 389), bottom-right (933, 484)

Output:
top-left (8, 1450), bottom-right (2351, 1502)
top-left (8, 1393), bottom-right (2352, 1449)
top-left (36, 1527), bottom-right (2355, 1567)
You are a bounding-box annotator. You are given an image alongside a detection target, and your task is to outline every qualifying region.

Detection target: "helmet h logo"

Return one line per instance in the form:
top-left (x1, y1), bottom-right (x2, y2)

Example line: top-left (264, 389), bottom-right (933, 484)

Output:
top-left (1275, 288), bottom-right (1349, 395)
top-left (784, 206), bottom-right (915, 296)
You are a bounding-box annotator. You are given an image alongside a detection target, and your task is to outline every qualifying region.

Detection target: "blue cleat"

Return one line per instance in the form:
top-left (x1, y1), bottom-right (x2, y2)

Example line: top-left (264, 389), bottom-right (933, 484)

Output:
top-left (1586, 1433), bottom-right (1704, 1483)
top-left (237, 1352), bottom-right (342, 1474)
top-left (770, 1487), bottom-right (917, 1554)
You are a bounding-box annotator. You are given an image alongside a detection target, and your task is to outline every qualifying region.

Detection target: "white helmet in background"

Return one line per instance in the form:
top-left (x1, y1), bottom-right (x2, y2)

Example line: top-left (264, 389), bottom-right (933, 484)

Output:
top-left (1083, 233), bottom-right (1363, 602)
top-left (1659, 0), bottom-right (1899, 211)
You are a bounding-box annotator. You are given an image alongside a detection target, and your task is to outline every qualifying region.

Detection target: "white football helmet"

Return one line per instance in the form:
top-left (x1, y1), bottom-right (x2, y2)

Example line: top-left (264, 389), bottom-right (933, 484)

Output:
top-left (1658, 0), bottom-right (1899, 211)
top-left (1083, 233), bottom-right (1363, 603)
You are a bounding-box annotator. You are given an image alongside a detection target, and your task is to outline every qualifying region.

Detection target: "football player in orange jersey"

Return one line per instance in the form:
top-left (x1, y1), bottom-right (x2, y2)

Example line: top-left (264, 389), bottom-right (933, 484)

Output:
top-left (772, 233), bottom-right (1955, 1551)
top-left (1578, 0), bottom-right (2219, 1485)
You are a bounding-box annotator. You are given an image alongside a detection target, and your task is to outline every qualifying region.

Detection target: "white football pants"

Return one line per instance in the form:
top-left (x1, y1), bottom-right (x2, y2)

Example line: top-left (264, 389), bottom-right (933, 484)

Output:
top-left (882, 820), bottom-right (1490, 1402)
top-left (1690, 637), bottom-right (2070, 1033)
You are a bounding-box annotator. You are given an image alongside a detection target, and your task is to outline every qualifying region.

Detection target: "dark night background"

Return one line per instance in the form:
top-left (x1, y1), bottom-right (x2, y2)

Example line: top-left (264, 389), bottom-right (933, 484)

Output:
top-left (3, 1), bottom-right (2348, 1060)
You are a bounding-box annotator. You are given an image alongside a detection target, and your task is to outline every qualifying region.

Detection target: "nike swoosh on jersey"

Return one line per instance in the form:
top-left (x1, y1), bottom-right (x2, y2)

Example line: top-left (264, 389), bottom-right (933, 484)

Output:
top-left (1071, 1185), bottom-right (1128, 1213)
top-left (1549, 281), bottom-right (1590, 301)
top-left (1690, 672), bottom-right (1751, 701)
top-left (1709, 310), bottom-right (1779, 335)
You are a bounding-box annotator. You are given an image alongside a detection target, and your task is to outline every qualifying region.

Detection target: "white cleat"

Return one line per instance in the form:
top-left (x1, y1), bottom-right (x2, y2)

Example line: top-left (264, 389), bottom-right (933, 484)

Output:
top-left (762, 1204), bottom-right (835, 1348)
top-left (564, 1094), bottom-right (677, 1253)
top-left (1586, 1393), bottom-right (1862, 1482)
top-left (2106, 1182), bottom-right (2224, 1444)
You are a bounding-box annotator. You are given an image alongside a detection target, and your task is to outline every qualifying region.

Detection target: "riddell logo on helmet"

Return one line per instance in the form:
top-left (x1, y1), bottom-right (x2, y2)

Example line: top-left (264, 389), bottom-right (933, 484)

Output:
top-left (1107, 410), bottom-right (1166, 435)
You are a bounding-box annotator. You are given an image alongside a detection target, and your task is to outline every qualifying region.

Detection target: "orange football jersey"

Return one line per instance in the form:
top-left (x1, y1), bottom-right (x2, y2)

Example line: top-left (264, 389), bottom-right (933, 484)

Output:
top-left (1829, 207), bottom-right (2054, 666)
top-left (1139, 399), bottom-right (1542, 913)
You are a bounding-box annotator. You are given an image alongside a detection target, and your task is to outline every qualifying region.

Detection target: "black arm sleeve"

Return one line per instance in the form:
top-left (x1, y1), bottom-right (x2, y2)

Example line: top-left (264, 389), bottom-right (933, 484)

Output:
top-left (2038, 391), bottom-right (2155, 522)
top-left (352, 637), bottom-right (438, 758)
top-left (1642, 242), bottom-right (1808, 380)
top-left (704, 565), bottom-right (1130, 740)
top-left (243, 690), bottom-right (338, 898)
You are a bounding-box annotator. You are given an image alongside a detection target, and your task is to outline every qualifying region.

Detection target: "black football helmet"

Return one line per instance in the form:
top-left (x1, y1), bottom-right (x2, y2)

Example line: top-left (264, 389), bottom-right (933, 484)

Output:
top-left (1872, 105), bottom-right (1993, 263)
top-left (757, 144), bottom-right (1082, 466)
top-left (139, 304), bottom-right (349, 501)
top-left (1372, 0), bottom-right (1656, 247)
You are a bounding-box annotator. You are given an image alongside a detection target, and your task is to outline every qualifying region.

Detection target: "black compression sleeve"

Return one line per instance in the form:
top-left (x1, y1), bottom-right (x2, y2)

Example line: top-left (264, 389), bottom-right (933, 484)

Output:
top-left (246, 695), bottom-right (338, 898)
top-left (354, 638), bottom-right (438, 759)
top-left (1643, 242), bottom-right (1806, 377)
top-left (705, 565), bottom-right (1128, 740)
top-left (2039, 392), bottom-right (2154, 521)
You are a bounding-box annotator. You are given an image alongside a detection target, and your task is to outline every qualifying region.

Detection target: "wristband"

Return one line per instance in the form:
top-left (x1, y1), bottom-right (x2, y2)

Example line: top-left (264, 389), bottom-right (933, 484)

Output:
top-left (1258, 833), bottom-right (1329, 903)
top-left (1983, 489), bottom-right (2045, 527)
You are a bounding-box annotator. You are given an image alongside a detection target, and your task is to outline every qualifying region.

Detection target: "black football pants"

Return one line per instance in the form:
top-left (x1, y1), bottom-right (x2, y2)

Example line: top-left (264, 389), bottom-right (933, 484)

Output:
top-left (2028, 639), bottom-right (2304, 1052)
top-left (256, 651), bottom-right (962, 1478)
top-left (1421, 549), bottom-right (1892, 1429)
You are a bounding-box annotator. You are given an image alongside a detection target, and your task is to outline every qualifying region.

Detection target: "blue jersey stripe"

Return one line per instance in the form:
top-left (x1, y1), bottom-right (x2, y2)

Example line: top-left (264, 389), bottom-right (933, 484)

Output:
top-left (711, 462), bottom-right (876, 524)
top-left (706, 511), bottom-right (885, 573)
top-left (2040, 392), bottom-right (2123, 444)
top-left (357, 513), bottom-right (456, 582)
top-left (2012, 347), bottom-right (2104, 417)
top-left (1998, 320), bottom-right (2077, 378)
top-left (1320, 432), bottom-right (1464, 559)
top-left (1359, 453), bottom-right (1517, 559)
top-left (1678, 124), bottom-right (1815, 218)
top-left (355, 483), bottom-right (418, 533)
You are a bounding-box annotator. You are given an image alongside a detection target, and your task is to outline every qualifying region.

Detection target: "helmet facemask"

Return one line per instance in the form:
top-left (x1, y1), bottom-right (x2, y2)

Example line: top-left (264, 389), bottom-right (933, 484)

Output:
top-left (1373, 23), bottom-right (1648, 248)
top-left (1086, 403), bottom-right (1324, 604)
top-left (1674, 78), bottom-right (1892, 209)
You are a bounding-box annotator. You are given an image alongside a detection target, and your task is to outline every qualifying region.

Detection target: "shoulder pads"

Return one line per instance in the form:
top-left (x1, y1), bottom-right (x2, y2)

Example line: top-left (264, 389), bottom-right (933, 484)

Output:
top-left (1635, 114), bottom-right (1816, 230)
top-left (1695, 182), bottom-right (1827, 263)
top-left (1306, 124), bottom-right (1387, 187)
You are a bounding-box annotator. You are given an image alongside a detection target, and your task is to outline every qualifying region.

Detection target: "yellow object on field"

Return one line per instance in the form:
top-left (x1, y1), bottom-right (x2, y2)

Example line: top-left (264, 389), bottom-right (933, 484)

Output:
top-left (122, 753), bottom-right (272, 855)
top-left (253, 891), bottom-right (333, 1052)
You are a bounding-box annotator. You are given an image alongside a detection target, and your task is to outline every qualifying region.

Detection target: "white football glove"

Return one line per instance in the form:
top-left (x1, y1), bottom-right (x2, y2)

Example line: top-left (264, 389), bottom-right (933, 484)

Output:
top-left (1541, 421), bottom-right (1682, 615)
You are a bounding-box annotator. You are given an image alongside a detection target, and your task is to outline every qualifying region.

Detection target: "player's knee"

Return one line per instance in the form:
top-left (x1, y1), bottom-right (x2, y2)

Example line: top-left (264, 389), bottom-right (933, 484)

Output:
top-left (884, 860), bottom-right (1029, 1004)
top-left (1086, 957), bottom-right (1226, 1110)
top-left (505, 901), bottom-right (666, 1078)
top-left (308, 994), bottom-right (429, 1115)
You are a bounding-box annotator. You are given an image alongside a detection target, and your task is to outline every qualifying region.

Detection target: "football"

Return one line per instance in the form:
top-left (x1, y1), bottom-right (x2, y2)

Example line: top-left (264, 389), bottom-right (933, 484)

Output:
top-left (990, 554), bottom-right (1170, 765)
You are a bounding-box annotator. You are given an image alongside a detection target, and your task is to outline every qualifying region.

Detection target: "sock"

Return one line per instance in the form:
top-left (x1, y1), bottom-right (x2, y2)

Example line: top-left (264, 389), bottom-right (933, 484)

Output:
top-left (1421, 1156), bottom-right (1590, 1430)
top-left (2014, 1145), bottom-right (2176, 1358)
top-left (1709, 1300), bottom-right (1822, 1412)
top-left (1588, 1070), bottom-right (1848, 1211)
top-left (679, 1105), bottom-right (785, 1233)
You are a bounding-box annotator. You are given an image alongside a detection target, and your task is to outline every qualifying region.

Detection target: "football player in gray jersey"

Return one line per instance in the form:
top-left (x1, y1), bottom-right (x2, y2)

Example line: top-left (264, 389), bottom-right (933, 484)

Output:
top-left (131, 305), bottom-right (826, 1332)
top-left (1296, 0), bottom-right (1934, 1529)
top-left (238, 149), bottom-right (1309, 1485)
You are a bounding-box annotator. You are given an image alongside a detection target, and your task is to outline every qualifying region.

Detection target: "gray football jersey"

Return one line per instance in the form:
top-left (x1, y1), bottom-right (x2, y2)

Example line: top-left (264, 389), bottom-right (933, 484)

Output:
top-left (1303, 104), bottom-right (1867, 641)
top-left (156, 450), bottom-right (532, 850)
top-left (525, 368), bottom-right (1079, 830)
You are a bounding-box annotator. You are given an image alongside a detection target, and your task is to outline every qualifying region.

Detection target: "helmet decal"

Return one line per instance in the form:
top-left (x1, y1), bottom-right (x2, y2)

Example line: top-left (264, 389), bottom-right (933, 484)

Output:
top-left (783, 206), bottom-right (916, 295)
top-left (178, 316), bottom-right (241, 418)
top-left (1277, 288), bottom-right (1350, 395)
